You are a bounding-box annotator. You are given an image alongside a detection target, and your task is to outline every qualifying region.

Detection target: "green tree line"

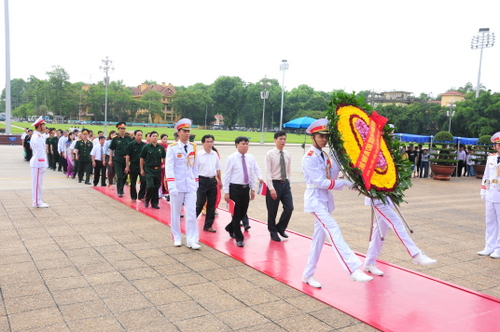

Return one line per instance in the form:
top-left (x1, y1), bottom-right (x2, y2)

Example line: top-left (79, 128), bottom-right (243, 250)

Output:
top-left (2, 66), bottom-right (499, 137)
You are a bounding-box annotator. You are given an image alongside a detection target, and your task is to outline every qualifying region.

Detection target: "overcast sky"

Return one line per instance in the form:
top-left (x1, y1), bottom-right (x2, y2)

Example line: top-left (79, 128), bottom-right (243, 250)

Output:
top-left (1, 0), bottom-right (499, 98)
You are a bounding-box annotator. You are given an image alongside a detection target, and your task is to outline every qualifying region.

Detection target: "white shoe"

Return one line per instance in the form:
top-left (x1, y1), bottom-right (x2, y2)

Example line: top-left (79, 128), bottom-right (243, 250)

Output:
top-left (350, 269), bottom-right (373, 282)
top-left (302, 276), bottom-right (322, 288)
top-left (490, 251), bottom-right (500, 259)
top-left (364, 264), bottom-right (384, 276)
top-left (478, 249), bottom-right (494, 256)
top-left (173, 241), bottom-right (182, 247)
top-left (187, 243), bottom-right (201, 250)
top-left (412, 253), bottom-right (437, 265)
top-left (32, 202), bottom-right (50, 208)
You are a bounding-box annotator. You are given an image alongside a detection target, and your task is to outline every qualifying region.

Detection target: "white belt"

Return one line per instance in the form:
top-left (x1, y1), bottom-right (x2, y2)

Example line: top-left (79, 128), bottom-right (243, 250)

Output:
top-left (306, 184), bottom-right (318, 189)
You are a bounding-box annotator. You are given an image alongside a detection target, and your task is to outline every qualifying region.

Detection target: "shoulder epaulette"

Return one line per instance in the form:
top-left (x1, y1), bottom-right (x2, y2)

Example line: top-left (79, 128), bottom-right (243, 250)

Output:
top-left (307, 150), bottom-right (314, 156)
top-left (170, 142), bottom-right (178, 146)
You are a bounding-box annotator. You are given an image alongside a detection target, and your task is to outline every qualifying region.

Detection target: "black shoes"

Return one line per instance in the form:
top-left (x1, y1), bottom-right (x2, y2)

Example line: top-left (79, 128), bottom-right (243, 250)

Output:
top-left (152, 205), bottom-right (160, 209)
top-left (244, 225), bottom-right (251, 231)
top-left (144, 200), bottom-right (149, 208)
top-left (270, 233), bottom-right (281, 242)
top-left (236, 241), bottom-right (244, 247)
top-left (278, 231), bottom-right (289, 238)
top-left (225, 229), bottom-right (235, 238)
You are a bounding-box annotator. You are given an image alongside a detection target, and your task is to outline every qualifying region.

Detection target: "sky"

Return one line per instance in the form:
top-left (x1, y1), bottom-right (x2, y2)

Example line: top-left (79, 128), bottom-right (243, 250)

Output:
top-left (0, 0), bottom-right (499, 99)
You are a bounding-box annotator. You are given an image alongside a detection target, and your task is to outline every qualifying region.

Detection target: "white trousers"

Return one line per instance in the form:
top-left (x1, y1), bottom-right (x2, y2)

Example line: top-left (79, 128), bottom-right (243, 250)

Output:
top-left (484, 201), bottom-right (500, 252)
top-left (169, 191), bottom-right (199, 244)
top-left (303, 209), bottom-right (362, 278)
top-left (365, 204), bottom-right (420, 266)
top-left (31, 167), bottom-right (45, 206)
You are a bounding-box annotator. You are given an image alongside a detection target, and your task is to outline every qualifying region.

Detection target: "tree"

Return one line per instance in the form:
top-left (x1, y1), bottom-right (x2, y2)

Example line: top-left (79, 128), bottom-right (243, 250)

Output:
top-left (209, 76), bottom-right (246, 129)
top-left (170, 88), bottom-right (213, 125)
top-left (46, 66), bottom-right (71, 117)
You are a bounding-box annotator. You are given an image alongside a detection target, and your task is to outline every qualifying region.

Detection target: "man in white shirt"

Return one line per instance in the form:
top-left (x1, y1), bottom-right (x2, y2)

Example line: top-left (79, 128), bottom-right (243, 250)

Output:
top-left (58, 130), bottom-right (68, 174)
top-left (223, 136), bottom-right (262, 247)
top-left (21, 128), bottom-right (29, 160)
top-left (265, 130), bottom-right (294, 242)
top-left (91, 136), bottom-right (107, 187)
top-left (196, 134), bottom-right (222, 233)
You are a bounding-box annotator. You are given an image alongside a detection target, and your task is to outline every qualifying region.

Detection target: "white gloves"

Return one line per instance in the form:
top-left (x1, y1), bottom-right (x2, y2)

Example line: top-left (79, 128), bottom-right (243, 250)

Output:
top-left (333, 180), bottom-right (354, 190)
top-left (481, 195), bottom-right (486, 201)
top-left (169, 189), bottom-right (178, 196)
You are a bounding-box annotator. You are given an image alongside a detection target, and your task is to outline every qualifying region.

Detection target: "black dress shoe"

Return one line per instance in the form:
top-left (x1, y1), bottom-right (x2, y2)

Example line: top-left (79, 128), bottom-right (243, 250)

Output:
top-left (118, 194), bottom-right (123, 197)
top-left (152, 206), bottom-right (160, 209)
top-left (225, 229), bottom-right (235, 238)
top-left (278, 231), bottom-right (289, 238)
top-left (270, 233), bottom-right (281, 242)
top-left (244, 225), bottom-right (251, 231)
top-left (85, 182), bottom-right (91, 185)
top-left (236, 241), bottom-right (244, 247)
top-left (204, 228), bottom-right (217, 233)
top-left (144, 201), bottom-right (149, 208)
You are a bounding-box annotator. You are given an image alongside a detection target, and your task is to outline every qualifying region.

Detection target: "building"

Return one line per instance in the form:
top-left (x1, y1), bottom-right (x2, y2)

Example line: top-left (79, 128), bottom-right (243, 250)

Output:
top-left (368, 91), bottom-right (415, 107)
top-left (439, 91), bottom-right (465, 107)
top-left (130, 82), bottom-right (180, 124)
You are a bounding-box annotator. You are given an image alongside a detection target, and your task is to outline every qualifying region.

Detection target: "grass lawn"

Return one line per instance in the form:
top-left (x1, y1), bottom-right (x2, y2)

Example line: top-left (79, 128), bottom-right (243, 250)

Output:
top-left (1, 122), bottom-right (309, 144)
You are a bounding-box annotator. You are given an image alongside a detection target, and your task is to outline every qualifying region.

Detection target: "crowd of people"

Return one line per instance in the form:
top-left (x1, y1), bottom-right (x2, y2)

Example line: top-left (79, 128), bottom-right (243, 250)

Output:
top-left (402, 144), bottom-right (477, 178)
top-left (30, 116), bottom-right (500, 287)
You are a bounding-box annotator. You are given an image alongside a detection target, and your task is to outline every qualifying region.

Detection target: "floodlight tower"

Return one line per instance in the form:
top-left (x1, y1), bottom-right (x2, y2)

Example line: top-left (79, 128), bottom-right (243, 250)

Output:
top-left (99, 56), bottom-right (114, 135)
top-left (279, 60), bottom-right (289, 129)
top-left (471, 28), bottom-right (495, 98)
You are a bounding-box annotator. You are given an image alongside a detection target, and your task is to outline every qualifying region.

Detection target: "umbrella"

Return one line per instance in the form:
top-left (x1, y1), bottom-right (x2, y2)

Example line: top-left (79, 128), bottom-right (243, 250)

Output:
top-left (283, 116), bottom-right (316, 129)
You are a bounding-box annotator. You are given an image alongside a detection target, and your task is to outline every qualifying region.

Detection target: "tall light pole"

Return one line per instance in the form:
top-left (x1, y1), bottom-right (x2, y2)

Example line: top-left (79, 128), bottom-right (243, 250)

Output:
top-left (279, 60), bottom-right (289, 130)
top-left (4, 0), bottom-right (11, 134)
top-left (260, 76), bottom-right (270, 144)
top-left (447, 101), bottom-right (456, 133)
top-left (471, 28), bottom-right (495, 98)
top-left (99, 56), bottom-right (114, 135)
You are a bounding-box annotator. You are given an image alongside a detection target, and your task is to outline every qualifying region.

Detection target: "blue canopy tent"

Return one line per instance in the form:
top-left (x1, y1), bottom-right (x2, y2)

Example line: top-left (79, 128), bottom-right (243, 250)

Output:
top-left (283, 116), bottom-right (316, 129)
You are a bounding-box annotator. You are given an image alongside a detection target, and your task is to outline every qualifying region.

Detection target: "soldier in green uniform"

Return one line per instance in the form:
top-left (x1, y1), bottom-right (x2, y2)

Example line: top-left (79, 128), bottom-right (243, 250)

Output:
top-left (74, 128), bottom-right (94, 184)
top-left (140, 131), bottom-right (166, 209)
top-left (109, 122), bottom-right (133, 197)
top-left (46, 129), bottom-right (55, 170)
top-left (125, 129), bottom-right (147, 201)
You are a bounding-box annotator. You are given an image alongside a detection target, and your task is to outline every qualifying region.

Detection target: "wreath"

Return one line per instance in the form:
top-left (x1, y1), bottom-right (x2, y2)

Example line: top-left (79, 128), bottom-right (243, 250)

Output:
top-left (326, 92), bottom-right (412, 206)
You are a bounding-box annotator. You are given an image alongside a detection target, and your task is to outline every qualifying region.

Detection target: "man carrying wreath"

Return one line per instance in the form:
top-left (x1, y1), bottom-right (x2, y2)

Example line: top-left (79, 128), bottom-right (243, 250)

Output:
top-left (302, 118), bottom-right (373, 288)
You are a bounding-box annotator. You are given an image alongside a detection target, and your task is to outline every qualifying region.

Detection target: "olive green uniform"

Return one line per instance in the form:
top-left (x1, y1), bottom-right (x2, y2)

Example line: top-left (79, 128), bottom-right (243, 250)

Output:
top-left (126, 140), bottom-right (146, 200)
top-left (74, 139), bottom-right (93, 184)
top-left (140, 143), bottom-right (166, 208)
top-left (46, 136), bottom-right (55, 170)
top-left (109, 135), bottom-right (133, 195)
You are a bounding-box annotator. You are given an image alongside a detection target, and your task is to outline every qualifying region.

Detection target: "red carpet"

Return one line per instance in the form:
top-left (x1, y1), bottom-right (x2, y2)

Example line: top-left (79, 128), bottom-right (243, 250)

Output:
top-left (95, 186), bottom-right (500, 331)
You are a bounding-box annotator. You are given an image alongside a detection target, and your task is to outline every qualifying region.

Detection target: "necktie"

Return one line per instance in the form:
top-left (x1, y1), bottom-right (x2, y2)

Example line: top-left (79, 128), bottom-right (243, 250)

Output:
top-left (101, 145), bottom-right (104, 161)
top-left (320, 151), bottom-right (325, 160)
top-left (497, 156), bottom-right (500, 164)
top-left (280, 151), bottom-right (287, 180)
top-left (242, 154), bottom-right (249, 184)
top-left (184, 145), bottom-right (188, 153)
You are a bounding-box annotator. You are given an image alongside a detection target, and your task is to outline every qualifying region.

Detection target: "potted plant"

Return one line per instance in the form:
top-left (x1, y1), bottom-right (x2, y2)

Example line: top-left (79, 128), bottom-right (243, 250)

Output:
top-left (473, 135), bottom-right (494, 179)
top-left (430, 131), bottom-right (458, 181)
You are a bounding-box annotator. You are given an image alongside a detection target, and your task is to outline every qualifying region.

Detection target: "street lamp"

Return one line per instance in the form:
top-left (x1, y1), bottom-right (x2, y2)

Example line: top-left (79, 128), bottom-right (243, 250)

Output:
top-left (260, 76), bottom-right (271, 144)
top-left (279, 60), bottom-right (289, 130)
top-left (447, 101), bottom-right (456, 133)
top-left (471, 28), bottom-right (495, 98)
top-left (99, 56), bottom-right (114, 135)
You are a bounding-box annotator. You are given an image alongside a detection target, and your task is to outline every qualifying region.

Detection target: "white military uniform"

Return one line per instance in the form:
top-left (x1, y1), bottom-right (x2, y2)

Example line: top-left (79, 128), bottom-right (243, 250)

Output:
top-left (364, 197), bottom-right (420, 266)
top-left (166, 137), bottom-right (199, 245)
top-left (30, 119), bottom-right (49, 207)
top-left (302, 145), bottom-right (362, 278)
top-left (480, 152), bottom-right (500, 255)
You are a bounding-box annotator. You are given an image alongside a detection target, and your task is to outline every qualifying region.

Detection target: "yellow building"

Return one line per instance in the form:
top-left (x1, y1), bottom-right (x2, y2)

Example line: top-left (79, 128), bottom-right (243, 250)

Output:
top-left (130, 82), bottom-right (180, 124)
top-left (439, 91), bottom-right (465, 107)
top-left (368, 91), bottom-right (415, 107)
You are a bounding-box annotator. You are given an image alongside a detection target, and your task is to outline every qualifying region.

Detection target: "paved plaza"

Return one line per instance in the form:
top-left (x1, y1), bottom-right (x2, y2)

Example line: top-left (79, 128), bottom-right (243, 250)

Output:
top-left (0, 143), bottom-right (498, 331)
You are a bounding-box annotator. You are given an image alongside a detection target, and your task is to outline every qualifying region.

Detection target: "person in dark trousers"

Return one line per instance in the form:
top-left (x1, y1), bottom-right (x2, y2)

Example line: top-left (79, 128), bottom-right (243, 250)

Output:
top-left (140, 131), bottom-right (165, 209)
top-left (74, 128), bottom-right (93, 185)
top-left (125, 130), bottom-right (146, 200)
top-left (109, 122), bottom-right (133, 197)
top-left (90, 135), bottom-right (107, 186)
top-left (265, 130), bottom-right (294, 242)
top-left (196, 134), bottom-right (222, 233)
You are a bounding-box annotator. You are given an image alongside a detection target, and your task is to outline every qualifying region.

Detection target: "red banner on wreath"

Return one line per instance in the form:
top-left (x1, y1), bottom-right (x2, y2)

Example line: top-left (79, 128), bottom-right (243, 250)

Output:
top-left (354, 111), bottom-right (388, 191)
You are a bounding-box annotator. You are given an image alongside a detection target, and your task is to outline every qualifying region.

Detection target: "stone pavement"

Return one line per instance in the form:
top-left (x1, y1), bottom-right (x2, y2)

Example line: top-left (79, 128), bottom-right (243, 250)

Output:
top-left (0, 144), bottom-right (498, 331)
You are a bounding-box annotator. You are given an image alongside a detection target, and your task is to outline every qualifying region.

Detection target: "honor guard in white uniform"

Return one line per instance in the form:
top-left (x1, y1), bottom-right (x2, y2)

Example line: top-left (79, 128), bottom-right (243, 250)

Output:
top-left (479, 131), bottom-right (500, 258)
top-left (302, 119), bottom-right (373, 288)
top-left (363, 197), bottom-right (437, 276)
top-left (30, 116), bottom-right (50, 208)
top-left (166, 118), bottom-right (201, 249)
